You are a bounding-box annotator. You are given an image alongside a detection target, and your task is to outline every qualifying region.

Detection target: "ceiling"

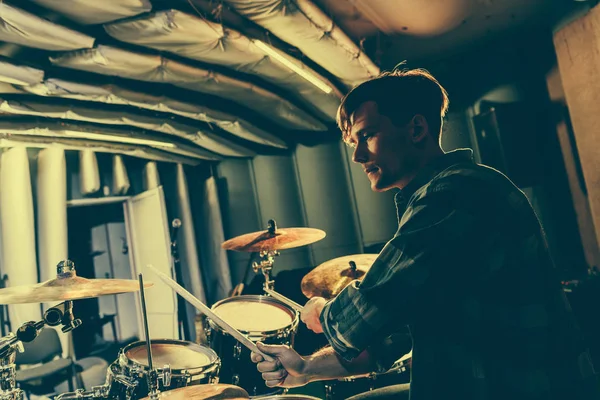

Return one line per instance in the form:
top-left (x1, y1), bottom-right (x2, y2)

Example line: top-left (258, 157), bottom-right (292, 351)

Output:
top-left (0, 0), bottom-right (586, 164)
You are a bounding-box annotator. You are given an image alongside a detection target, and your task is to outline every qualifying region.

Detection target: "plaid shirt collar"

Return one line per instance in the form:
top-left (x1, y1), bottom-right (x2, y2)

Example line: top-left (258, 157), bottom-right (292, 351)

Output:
top-left (394, 148), bottom-right (474, 221)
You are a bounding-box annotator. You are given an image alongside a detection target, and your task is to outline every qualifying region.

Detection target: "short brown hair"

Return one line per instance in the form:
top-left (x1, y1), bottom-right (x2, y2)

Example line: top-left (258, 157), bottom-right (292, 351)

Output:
top-left (337, 67), bottom-right (450, 144)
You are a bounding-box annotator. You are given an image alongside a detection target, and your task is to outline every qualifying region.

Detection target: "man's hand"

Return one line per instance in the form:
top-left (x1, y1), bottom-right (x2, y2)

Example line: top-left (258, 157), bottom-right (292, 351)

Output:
top-left (251, 342), bottom-right (309, 388)
top-left (301, 297), bottom-right (327, 333)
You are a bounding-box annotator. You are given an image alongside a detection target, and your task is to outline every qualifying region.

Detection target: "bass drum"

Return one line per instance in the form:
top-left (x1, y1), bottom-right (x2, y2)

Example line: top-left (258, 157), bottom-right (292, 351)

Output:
top-left (207, 295), bottom-right (299, 397)
top-left (324, 352), bottom-right (411, 400)
top-left (107, 339), bottom-right (220, 399)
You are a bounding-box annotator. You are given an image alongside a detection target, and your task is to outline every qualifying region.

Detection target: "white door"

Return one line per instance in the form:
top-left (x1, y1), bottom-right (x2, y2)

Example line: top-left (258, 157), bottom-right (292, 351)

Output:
top-left (124, 187), bottom-right (178, 340)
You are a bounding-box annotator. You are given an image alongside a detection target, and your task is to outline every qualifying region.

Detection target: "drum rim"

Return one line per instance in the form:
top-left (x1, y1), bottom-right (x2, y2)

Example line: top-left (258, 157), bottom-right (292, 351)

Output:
top-left (120, 339), bottom-right (220, 373)
top-left (252, 395), bottom-right (322, 399)
top-left (209, 295), bottom-right (299, 336)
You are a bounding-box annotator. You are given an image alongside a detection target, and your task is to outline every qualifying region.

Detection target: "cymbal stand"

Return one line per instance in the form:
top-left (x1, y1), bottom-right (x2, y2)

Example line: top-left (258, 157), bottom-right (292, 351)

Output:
top-left (0, 301), bottom-right (83, 400)
top-left (56, 276), bottom-right (172, 400)
top-left (253, 219), bottom-right (279, 291)
top-left (138, 273), bottom-right (170, 400)
top-left (253, 250), bottom-right (279, 291)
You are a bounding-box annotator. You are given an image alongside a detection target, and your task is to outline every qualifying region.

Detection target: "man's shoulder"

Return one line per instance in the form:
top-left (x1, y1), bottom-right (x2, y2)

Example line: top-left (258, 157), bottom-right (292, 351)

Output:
top-left (408, 161), bottom-right (521, 210)
top-left (419, 162), bottom-right (502, 194)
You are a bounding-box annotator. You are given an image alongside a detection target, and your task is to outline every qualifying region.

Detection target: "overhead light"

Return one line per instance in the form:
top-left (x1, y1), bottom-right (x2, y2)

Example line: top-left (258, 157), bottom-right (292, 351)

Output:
top-left (5, 129), bottom-right (176, 148)
top-left (253, 40), bottom-right (333, 94)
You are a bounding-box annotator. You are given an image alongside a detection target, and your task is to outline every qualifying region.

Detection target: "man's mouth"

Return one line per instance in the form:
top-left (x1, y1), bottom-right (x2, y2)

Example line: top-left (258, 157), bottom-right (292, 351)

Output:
top-left (364, 166), bottom-right (379, 175)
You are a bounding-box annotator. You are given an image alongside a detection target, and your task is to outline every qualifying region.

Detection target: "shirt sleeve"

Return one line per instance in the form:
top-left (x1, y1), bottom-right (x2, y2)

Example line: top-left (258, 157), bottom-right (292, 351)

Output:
top-left (320, 177), bottom-right (482, 361)
top-left (367, 326), bottom-right (413, 373)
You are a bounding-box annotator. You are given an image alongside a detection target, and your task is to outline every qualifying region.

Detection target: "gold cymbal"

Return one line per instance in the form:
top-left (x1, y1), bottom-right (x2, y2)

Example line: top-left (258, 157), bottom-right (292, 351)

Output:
top-left (222, 227), bottom-right (326, 252)
top-left (140, 384), bottom-right (249, 399)
top-left (0, 272), bottom-right (153, 304)
top-left (301, 254), bottom-right (378, 299)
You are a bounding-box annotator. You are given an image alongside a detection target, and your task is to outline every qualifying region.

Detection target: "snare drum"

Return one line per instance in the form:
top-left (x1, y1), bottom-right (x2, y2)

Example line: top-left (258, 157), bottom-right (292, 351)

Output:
top-left (207, 295), bottom-right (299, 397)
top-left (107, 339), bottom-right (220, 399)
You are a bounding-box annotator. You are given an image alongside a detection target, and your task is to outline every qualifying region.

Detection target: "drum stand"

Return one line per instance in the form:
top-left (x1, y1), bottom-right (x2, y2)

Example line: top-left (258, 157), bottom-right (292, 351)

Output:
top-left (0, 301), bottom-right (82, 400)
top-left (57, 275), bottom-right (172, 400)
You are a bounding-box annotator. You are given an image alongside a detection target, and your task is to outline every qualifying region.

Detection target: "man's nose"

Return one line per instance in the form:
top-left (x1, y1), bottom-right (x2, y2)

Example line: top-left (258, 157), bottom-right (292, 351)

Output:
top-left (352, 144), bottom-right (368, 164)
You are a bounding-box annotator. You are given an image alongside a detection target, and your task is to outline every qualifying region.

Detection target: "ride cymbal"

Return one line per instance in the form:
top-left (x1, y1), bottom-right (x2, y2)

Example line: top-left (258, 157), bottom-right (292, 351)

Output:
top-left (140, 384), bottom-right (249, 399)
top-left (222, 227), bottom-right (326, 252)
top-left (301, 254), bottom-right (378, 299)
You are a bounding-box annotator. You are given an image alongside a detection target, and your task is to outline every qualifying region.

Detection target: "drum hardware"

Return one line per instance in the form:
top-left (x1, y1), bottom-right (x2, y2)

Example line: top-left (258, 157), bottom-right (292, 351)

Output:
top-left (169, 218), bottom-right (191, 341)
top-left (146, 265), bottom-right (273, 362)
top-left (222, 220), bottom-right (325, 291)
top-left (56, 273), bottom-right (171, 400)
top-left (251, 220), bottom-right (280, 291)
top-left (0, 299), bottom-right (84, 400)
top-left (206, 295), bottom-right (298, 397)
top-left (253, 250), bottom-right (278, 291)
top-left (301, 254), bottom-right (378, 299)
top-left (138, 273), bottom-right (162, 400)
top-left (107, 339), bottom-right (219, 399)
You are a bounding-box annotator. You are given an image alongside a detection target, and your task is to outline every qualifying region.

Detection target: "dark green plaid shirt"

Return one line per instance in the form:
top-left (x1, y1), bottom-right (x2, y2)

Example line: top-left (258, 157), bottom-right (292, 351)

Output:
top-left (321, 149), bottom-right (598, 400)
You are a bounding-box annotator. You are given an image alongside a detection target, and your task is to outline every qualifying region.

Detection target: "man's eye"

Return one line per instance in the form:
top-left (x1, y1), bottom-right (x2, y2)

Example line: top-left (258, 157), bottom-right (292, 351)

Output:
top-left (360, 132), bottom-right (374, 141)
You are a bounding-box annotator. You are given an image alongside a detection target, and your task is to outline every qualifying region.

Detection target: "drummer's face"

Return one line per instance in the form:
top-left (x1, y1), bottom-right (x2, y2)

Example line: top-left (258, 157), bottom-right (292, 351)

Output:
top-left (347, 101), bottom-right (418, 192)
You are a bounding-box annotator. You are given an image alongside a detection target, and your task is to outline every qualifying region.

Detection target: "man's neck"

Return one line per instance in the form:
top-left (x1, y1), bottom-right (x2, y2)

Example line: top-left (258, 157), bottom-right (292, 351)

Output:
top-left (395, 148), bottom-right (445, 190)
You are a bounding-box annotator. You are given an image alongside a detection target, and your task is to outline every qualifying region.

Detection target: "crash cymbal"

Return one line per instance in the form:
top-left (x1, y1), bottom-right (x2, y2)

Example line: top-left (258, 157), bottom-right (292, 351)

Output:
top-left (140, 384), bottom-right (249, 399)
top-left (0, 270), bottom-right (153, 304)
top-left (222, 227), bottom-right (326, 252)
top-left (301, 254), bottom-right (378, 299)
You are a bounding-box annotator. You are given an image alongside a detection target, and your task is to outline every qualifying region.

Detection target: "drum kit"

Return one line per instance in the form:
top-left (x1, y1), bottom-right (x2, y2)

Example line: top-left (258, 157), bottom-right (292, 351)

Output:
top-left (0, 220), bottom-right (409, 400)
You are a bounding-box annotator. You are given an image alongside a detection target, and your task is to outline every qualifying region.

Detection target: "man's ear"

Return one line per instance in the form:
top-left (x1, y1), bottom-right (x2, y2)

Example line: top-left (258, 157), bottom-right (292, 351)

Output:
top-left (410, 114), bottom-right (429, 143)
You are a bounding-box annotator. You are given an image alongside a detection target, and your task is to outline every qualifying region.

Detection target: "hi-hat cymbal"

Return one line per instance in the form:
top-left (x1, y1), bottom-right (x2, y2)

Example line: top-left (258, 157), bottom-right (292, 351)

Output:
top-left (222, 227), bottom-right (326, 252)
top-left (301, 254), bottom-right (378, 299)
top-left (0, 273), bottom-right (153, 304)
top-left (140, 384), bottom-right (249, 399)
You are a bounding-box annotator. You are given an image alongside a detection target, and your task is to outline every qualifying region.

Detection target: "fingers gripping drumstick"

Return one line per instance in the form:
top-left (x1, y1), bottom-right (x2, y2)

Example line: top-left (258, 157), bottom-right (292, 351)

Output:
top-left (146, 264), bottom-right (274, 362)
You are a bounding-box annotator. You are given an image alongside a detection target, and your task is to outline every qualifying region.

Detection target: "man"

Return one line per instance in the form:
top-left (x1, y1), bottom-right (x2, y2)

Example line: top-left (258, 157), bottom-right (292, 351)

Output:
top-left (251, 68), bottom-right (597, 399)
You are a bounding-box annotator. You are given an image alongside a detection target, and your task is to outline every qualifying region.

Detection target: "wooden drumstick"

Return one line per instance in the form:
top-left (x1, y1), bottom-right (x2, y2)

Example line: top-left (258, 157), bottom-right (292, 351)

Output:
top-left (146, 264), bottom-right (274, 362)
top-left (263, 288), bottom-right (303, 312)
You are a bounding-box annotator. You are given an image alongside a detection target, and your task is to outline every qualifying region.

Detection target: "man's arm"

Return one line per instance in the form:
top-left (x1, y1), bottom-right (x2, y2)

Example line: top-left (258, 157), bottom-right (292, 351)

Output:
top-left (321, 176), bottom-right (484, 362)
top-left (250, 342), bottom-right (377, 388)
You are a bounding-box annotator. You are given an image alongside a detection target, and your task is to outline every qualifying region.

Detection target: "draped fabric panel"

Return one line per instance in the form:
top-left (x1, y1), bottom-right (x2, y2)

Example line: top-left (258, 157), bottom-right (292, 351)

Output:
top-left (0, 3), bottom-right (95, 51)
top-left (23, 78), bottom-right (282, 150)
top-left (50, 46), bottom-right (326, 131)
top-left (199, 177), bottom-right (233, 304)
top-left (0, 147), bottom-right (42, 328)
top-left (143, 161), bottom-right (161, 191)
top-left (251, 155), bottom-right (312, 272)
top-left (79, 150), bottom-right (101, 195)
top-left (214, 160), bottom-right (261, 293)
top-left (104, 9), bottom-right (341, 121)
top-left (113, 155), bottom-right (131, 195)
top-left (36, 147), bottom-right (71, 356)
top-left (0, 61), bottom-right (44, 85)
top-left (29, 0), bottom-right (151, 25)
top-left (294, 142), bottom-right (362, 264)
top-left (176, 164), bottom-right (206, 303)
top-left (175, 164), bottom-right (206, 340)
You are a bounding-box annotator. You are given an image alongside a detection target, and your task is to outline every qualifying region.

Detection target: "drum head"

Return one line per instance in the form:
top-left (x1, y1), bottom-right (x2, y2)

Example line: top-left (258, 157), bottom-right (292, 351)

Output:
top-left (256, 396), bottom-right (322, 399)
top-left (212, 296), bottom-right (295, 333)
top-left (125, 340), bottom-right (218, 370)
